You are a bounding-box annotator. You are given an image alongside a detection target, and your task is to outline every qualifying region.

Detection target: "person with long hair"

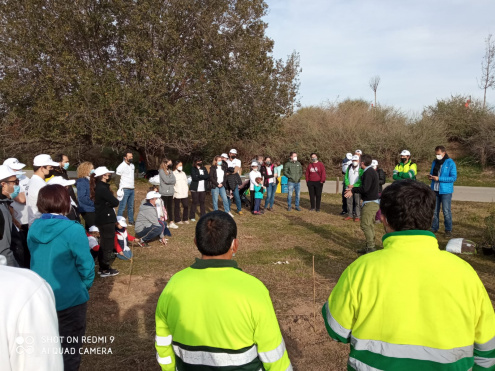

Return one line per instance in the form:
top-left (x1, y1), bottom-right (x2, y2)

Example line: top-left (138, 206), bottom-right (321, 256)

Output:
top-left (90, 166), bottom-right (119, 277)
top-left (27, 184), bottom-right (94, 371)
top-left (158, 158), bottom-right (178, 229)
top-left (173, 160), bottom-right (189, 224)
top-left (189, 157), bottom-right (209, 221)
top-left (209, 156), bottom-right (233, 216)
top-left (76, 161), bottom-right (95, 231)
top-left (260, 156), bottom-right (277, 211)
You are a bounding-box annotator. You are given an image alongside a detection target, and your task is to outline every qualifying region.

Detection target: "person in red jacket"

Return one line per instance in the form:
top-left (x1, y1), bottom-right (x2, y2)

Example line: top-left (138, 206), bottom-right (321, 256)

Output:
top-left (306, 153), bottom-right (326, 212)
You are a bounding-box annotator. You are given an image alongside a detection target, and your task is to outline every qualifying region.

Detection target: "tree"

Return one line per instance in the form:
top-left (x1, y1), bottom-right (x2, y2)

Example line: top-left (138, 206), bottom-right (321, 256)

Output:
top-left (0, 0), bottom-right (300, 165)
top-left (369, 75), bottom-right (380, 107)
top-left (479, 34), bottom-right (495, 110)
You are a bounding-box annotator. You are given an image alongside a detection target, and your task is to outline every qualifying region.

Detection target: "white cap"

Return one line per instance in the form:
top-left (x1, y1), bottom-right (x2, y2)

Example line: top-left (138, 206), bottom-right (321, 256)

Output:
top-left (116, 216), bottom-right (128, 228)
top-left (352, 155), bottom-right (360, 161)
top-left (355, 150), bottom-right (363, 155)
top-left (229, 149), bottom-right (238, 154)
top-left (371, 160), bottom-right (378, 167)
top-left (33, 154), bottom-right (59, 167)
top-left (251, 161), bottom-right (258, 167)
top-left (3, 158), bottom-right (26, 170)
top-left (94, 166), bottom-right (114, 177)
top-left (0, 165), bottom-right (18, 181)
top-left (47, 176), bottom-right (75, 187)
top-left (400, 150), bottom-right (411, 156)
top-left (221, 153), bottom-right (228, 158)
top-left (346, 153), bottom-right (353, 160)
top-left (88, 225), bottom-right (99, 232)
top-left (146, 191), bottom-right (161, 200)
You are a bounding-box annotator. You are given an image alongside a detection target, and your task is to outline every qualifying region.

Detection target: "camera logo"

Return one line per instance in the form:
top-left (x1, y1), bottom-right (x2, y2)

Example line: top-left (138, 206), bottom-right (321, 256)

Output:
top-left (15, 336), bottom-right (35, 355)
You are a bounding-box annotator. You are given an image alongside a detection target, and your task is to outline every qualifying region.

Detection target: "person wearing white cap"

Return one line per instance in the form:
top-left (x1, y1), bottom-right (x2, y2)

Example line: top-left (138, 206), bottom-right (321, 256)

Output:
top-left (344, 155), bottom-right (363, 221)
top-left (25, 154), bottom-right (59, 226)
top-left (0, 165), bottom-right (20, 267)
top-left (249, 161), bottom-right (262, 213)
top-left (48, 153), bottom-right (79, 210)
top-left (3, 158), bottom-right (30, 229)
top-left (47, 176), bottom-right (80, 222)
top-left (393, 150), bottom-right (417, 181)
top-left (340, 153), bottom-right (354, 215)
top-left (226, 149), bottom-right (244, 215)
top-left (116, 149), bottom-right (136, 225)
top-left (90, 166), bottom-right (120, 277)
top-left (135, 191), bottom-right (165, 247)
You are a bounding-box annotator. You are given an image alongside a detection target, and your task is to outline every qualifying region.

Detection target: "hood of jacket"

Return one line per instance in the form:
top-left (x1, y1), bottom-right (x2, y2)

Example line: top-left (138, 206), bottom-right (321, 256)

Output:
top-left (29, 216), bottom-right (76, 244)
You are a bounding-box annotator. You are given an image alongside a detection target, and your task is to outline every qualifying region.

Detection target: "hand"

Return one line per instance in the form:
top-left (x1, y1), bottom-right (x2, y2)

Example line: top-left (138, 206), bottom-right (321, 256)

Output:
top-left (431, 176), bottom-right (439, 181)
top-left (347, 184), bottom-right (354, 189)
top-left (219, 183), bottom-right (223, 188)
top-left (118, 251), bottom-right (124, 256)
top-left (344, 190), bottom-right (353, 198)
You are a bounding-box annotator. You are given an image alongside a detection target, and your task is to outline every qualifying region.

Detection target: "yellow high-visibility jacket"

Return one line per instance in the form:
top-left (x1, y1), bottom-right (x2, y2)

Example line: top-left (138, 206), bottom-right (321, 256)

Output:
top-left (155, 258), bottom-right (292, 371)
top-left (322, 230), bottom-right (495, 370)
top-left (393, 160), bottom-right (417, 180)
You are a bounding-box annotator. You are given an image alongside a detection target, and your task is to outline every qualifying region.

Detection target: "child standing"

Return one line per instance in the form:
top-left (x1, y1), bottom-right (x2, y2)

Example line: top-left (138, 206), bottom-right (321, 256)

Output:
top-left (253, 177), bottom-right (266, 215)
top-left (114, 216), bottom-right (135, 260)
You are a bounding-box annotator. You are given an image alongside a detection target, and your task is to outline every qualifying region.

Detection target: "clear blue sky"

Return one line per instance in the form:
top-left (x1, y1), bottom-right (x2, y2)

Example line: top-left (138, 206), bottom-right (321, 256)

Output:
top-left (264, 0), bottom-right (495, 115)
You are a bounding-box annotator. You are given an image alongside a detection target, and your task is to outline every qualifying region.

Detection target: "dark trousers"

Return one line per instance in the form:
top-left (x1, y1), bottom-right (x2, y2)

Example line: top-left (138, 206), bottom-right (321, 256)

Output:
top-left (80, 212), bottom-right (96, 232)
top-left (250, 191), bottom-right (255, 212)
top-left (254, 199), bottom-right (261, 212)
top-left (174, 198), bottom-right (189, 223)
top-left (161, 196), bottom-right (173, 222)
top-left (190, 191), bottom-right (206, 219)
top-left (96, 223), bottom-right (115, 271)
top-left (342, 180), bottom-right (347, 213)
top-left (57, 302), bottom-right (87, 371)
top-left (308, 181), bottom-right (323, 210)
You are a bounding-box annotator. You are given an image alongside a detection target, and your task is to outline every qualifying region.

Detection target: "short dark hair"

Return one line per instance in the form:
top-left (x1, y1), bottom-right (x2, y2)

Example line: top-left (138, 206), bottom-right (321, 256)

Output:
top-left (193, 157), bottom-right (203, 166)
top-left (124, 149), bottom-right (133, 157)
top-left (380, 180), bottom-right (436, 231)
top-left (290, 152), bottom-right (297, 156)
top-left (435, 146), bottom-right (446, 152)
top-left (33, 166), bottom-right (41, 172)
top-left (310, 153), bottom-right (317, 157)
top-left (361, 154), bottom-right (372, 167)
top-left (37, 185), bottom-right (71, 215)
top-left (195, 211), bottom-right (237, 256)
top-left (52, 153), bottom-right (66, 163)
top-left (173, 160), bottom-right (182, 170)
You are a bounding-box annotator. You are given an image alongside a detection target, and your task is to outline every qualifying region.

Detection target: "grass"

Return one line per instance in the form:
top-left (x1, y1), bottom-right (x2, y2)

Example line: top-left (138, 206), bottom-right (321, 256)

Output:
top-left (82, 184), bottom-right (495, 371)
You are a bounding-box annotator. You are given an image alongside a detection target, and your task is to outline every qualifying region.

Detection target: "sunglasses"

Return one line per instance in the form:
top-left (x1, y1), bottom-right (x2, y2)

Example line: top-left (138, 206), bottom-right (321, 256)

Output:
top-left (3, 179), bottom-right (19, 185)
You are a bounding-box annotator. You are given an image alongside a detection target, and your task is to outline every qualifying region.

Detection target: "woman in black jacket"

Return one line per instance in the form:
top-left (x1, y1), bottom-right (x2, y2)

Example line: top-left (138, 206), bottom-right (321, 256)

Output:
top-left (90, 166), bottom-right (120, 277)
top-left (189, 158), bottom-right (210, 221)
top-left (372, 160), bottom-right (387, 222)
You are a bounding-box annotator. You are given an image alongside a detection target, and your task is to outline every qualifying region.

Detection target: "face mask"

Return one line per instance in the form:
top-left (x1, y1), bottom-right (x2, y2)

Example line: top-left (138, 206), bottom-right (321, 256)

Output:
top-left (217, 161), bottom-right (222, 165)
top-left (265, 161), bottom-right (271, 165)
top-left (197, 162), bottom-right (202, 166)
top-left (63, 162), bottom-right (70, 170)
top-left (400, 157), bottom-right (407, 163)
top-left (352, 161), bottom-right (359, 166)
top-left (167, 164), bottom-right (173, 169)
top-left (177, 166), bottom-right (183, 172)
top-left (231, 155), bottom-right (236, 159)
top-left (373, 166), bottom-right (377, 170)
top-left (90, 169), bottom-right (95, 175)
top-left (312, 158), bottom-right (317, 163)
top-left (293, 157), bottom-right (298, 162)
top-left (436, 154), bottom-right (444, 160)
top-left (10, 185), bottom-right (20, 199)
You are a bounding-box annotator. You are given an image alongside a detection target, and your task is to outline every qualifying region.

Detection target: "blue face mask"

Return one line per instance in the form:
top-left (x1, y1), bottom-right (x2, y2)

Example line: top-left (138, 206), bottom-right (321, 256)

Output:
top-left (63, 163), bottom-right (70, 170)
top-left (10, 185), bottom-right (20, 199)
top-left (90, 169), bottom-right (95, 175)
top-left (217, 161), bottom-right (222, 165)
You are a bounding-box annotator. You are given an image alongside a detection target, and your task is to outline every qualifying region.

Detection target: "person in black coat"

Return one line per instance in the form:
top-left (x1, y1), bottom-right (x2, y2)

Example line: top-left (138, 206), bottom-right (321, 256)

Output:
top-left (372, 160), bottom-right (387, 222)
top-left (90, 166), bottom-right (120, 277)
top-left (189, 158), bottom-right (210, 221)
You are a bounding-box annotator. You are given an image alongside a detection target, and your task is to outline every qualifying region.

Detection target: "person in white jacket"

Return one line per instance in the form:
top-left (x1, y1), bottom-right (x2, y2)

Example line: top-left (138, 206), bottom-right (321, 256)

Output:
top-left (173, 161), bottom-right (190, 225)
top-left (0, 258), bottom-right (63, 371)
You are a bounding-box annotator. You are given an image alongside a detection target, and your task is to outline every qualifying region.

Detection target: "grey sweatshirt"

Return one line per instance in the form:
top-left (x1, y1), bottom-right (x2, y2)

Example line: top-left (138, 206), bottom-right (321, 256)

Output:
top-left (0, 200), bottom-right (17, 267)
top-left (135, 202), bottom-right (161, 234)
top-left (159, 169), bottom-right (176, 196)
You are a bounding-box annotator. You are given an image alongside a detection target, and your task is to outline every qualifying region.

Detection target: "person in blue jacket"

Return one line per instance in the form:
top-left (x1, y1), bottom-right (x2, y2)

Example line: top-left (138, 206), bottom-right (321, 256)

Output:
top-left (76, 161), bottom-right (95, 231)
top-left (28, 184), bottom-right (95, 371)
top-left (428, 145), bottom-right (457, 237)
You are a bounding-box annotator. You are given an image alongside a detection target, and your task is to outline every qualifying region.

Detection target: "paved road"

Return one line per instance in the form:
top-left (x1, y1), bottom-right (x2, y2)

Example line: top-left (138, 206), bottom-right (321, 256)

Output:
top-left (24, 171), bottom-right (495, 203)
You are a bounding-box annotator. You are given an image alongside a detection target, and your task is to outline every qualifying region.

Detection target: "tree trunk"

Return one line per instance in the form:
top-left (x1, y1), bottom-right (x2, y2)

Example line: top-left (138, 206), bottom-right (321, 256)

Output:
top-left (374, 91), bottom-right (377, 107)
top-left (484, 87), bottom-right (487, 109)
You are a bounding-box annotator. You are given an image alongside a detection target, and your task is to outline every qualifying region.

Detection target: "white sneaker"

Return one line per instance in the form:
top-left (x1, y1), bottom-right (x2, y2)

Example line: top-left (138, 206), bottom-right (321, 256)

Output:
top-left (177, 221), bottom-right (184, 225)
top-left (185, 221), bottom-right (190, 225)
top-left (228, 212), bottom-right (234, 218)
top-left (190, 219), bottom-right (196, 222)
top-left (169, 222), bottom-right (179, 229)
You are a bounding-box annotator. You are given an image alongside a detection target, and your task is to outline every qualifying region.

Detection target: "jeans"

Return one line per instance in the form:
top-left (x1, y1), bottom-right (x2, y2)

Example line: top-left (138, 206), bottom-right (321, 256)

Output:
top-left (347, 193), bottom-right (361, 218)
top-left (361, 202), bottom-right (380, 248)
top-left (57, 302), bottom-right (87, 371)
top-left (287, 182), bottom-right (301, 208)
top-left (265, 183), bottom-right (276, 208)
top-left (307, 181), bottom-right (323, 210)
top-left (136, 224), bottom-right (164, 242)
top-left (117, 188), bottom-right (135, 223)
top-left (432, 192), bottom-right (453, 232)
top-left (254, 199), bottom-right (261, 212)
top-left (211, 187), bottom-right (230, 212)
top-left (229, 185), bottom-right (242, 212)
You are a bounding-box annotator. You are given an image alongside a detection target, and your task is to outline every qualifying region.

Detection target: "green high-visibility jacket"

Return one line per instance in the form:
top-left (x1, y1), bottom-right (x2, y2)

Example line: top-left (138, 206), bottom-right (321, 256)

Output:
top-left (344, 166), bottom-right (363, 188)
top-left (322, 230), bottom-right (495, 370)
top-left (393, 160), bottom-right (417, 180)
top-left (155, 258), bottom-right (292, 371)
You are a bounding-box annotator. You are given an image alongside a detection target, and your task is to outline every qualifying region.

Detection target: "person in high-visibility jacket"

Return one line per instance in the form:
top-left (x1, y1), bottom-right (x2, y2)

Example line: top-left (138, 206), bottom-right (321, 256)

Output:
top-left (393, 149), bottom-right (417, 180)
top-left (155, 211), bottom-right (292, 371)
top-left (323, 179), bottom-right (495, 371)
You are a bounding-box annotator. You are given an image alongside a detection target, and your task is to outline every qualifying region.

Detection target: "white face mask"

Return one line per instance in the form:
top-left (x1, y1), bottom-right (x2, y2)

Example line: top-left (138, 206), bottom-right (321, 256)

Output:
top-left (177, 166), bottom-right (183, 172)
top-left (436, 154), bottom-right (444, 160)
top-left (293, 156), bottom-right (298, 162)
top-left (373, 166), bottom-right (377, 170)
top-left (352, 161), bottom-right (358, 166)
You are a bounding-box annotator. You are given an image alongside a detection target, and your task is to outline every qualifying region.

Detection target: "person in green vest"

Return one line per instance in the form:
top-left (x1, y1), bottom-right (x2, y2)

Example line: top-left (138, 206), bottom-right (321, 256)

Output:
top-left (393, 150), bottom-right (417, 180)
top-left (344, 155), bottom-right (364, 221)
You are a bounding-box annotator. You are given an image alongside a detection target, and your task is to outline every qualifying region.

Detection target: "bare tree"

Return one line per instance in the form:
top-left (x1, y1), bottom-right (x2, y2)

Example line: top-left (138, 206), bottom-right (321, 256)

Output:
top-left (369, 75), bottom-right (381, 107)
top-left (479, 34), bottom-right (495, 109)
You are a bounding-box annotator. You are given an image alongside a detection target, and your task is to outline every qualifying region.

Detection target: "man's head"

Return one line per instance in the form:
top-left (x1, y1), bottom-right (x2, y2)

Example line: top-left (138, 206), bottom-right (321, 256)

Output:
top-left (195, 211), bottom-right (238, 257)
top-left (435, 146), bottom-right (446, 160)
top-left (0, 165), bottom-right (19, 198)
top-left (251, 161), bottom-right (259, 171)
top-left (290, 152), bottom-right (298, 162)
top-left (221, 153), bottom-right (229, 161)
top-left (360, 154), bottom-right (372, 169)
top-left (146, 191), bottom-right (161, 206)
top-left (380, 179), bottom-right (436, 233)
top-left (351, 155), bottom-right (360, 167)
top-left (53, 154), bottom-right (69, 169)
top-left (33, 154), bottom-right (59, 179)
top-left (229, 149), bottom-right (238, 159)
top-left (400, 150), bottom-right (411, 163)
top-left (124, 150), bottom-right (133, 164)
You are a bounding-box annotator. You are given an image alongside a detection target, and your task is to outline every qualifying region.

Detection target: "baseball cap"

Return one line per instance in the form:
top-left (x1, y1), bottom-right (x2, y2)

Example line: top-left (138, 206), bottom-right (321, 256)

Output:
top-left (146, 191), bottom-right (161, 200)
top-left (33, 154), bottom-right (59, 167)
top-left (251, 161), bottom-right (258, 167)
top-left (116, 216), bottom-right (128, 228)
top-left (220, 153), bottom-right (228, 158)
top-left (3, 158), bottom-right (26, 171)
top-left (88, 226), bottom-right (99, 232)
top-left (229, 149), bottom-right (238, 154)
top-left (371, 160), bottom-right (378, 167)
top-left (345, 153), bottom-right (353, 160)
top-left (352, 155), bottom-right (360, 161)
top-left (0, 165), bottom-right (18, 181)
top-left (93, 166), bottom-right (114, 177)
top-left (355, 150), bottom-right (363, 155)
top-left (400, 150), bottom-right (411, 156)
top-left (47, 176), bottom-right (75, 187)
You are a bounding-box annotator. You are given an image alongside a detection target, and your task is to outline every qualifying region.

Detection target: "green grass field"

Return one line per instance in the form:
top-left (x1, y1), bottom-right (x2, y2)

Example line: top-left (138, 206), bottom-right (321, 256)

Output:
top-left (82, 186), bottom-right (495, 370)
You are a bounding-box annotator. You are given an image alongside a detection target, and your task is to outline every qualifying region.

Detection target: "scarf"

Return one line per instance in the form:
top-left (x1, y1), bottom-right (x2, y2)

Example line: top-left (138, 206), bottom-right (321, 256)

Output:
top-left (432, 153), bottom-right (449, 176)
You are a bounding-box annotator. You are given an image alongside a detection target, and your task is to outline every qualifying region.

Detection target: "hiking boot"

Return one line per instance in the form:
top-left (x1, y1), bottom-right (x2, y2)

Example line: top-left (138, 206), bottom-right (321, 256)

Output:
top-left (445, 231), bottom-right (453, 238)
top-left (339, 211), bottom-right (347, 215)
top-left (100, 268), bottom-right (119, 278)
top-left (287, 207), bottom-right (292, 211)
top-left (430, 229), bottom-right (438, 234)
top-left (295, 207), bottom-right (301, 211)
top-left (237, 211), bottom-right (244, 216)
top-left (266, 207), bottom-right (272, 211)
top-left (357, 247), bottom-right (376, 254)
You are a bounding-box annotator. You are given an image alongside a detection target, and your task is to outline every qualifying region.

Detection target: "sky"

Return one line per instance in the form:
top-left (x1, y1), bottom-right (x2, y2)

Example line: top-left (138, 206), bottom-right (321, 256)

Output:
top-left (263, 0), bottom-right (495, 115)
